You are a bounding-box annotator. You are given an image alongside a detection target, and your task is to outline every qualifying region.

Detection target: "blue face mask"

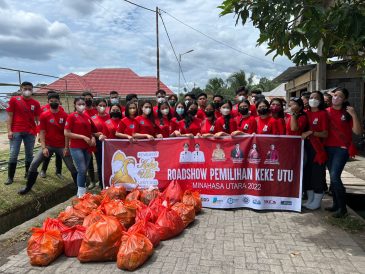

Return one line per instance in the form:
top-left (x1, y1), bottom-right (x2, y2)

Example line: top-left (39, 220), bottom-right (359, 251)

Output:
top-left (176, 107), bottom-right (184, 116)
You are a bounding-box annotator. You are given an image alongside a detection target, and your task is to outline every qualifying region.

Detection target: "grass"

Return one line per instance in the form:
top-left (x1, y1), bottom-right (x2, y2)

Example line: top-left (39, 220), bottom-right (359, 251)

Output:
top-left (0, 122), bottom-right (7, 133)
top-left (325, 215), bottom-right (365, 233)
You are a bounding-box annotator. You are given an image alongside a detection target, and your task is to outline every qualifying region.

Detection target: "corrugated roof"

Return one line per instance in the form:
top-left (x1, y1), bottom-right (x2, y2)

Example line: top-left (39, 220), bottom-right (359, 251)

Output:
top-left (274, 64), bottom-right (316, 83)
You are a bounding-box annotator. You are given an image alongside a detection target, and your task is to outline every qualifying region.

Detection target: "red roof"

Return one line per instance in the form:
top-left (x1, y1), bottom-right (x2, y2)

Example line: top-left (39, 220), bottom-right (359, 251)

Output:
top-left (37, 68), bottom-right (173, 96)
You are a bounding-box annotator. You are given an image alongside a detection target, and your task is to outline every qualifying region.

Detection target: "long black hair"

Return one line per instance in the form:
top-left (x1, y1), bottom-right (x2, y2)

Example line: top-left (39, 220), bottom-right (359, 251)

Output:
top-left (289, 97), bottom-right (306, 117)
top-left (270, 97), bottom-right (285, 118)
top-left (124, 101), bottom-right (138, 118)
top-left (174, 101), bottom-right (186, 121)
top-left (220, 100), bottom-right (233, 131)
top-left (184, 101), bottom-right (198, 129)
top-left (238, 99), bottom-right (251, 128)
top-left (138, 100), bottom-right (155, 124)
top-left (157, 101), bottom-right (172, 126)
top-left (333, 87), bottom-right (351, 121)
top-left (73, 96), bottom-right (85, 111)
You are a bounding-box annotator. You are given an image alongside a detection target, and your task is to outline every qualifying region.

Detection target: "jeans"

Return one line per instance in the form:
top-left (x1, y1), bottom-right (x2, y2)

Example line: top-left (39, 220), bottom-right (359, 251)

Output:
top-left (70, 148), bottom-right (91, 188)
top-left (9, 132), bottom-right (35, 163)
top-left (29, 147), bottom-right (77, 175)
top-left (326, 147), bottom-right (348, 194)
top-left (95, 139), bottom-right (103, 188)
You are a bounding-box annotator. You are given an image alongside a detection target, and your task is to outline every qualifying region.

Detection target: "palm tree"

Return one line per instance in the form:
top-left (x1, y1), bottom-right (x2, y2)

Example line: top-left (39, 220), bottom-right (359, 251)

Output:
top-left (226, 70), bottom-right (248, 92)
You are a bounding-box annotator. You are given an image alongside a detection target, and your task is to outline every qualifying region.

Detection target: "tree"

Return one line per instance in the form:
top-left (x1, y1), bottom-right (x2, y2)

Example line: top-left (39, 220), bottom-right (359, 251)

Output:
top-left (253, 77), bottom-right (280, 92)
top-left (205, 77), bottom-right (234, 100)
top-left (219, 0), bottom-right (365, 70)
top-left (226, 70), bottom-right (247, 92)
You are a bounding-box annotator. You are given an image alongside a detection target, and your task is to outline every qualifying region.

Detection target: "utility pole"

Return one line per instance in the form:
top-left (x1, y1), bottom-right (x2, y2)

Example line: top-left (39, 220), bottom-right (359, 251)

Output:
top-left (156, 7), bottom-right (160, 91)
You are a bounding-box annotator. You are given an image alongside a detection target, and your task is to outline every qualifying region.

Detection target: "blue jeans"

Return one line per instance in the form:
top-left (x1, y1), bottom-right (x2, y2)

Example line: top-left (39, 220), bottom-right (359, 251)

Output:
top-left (70, 148), bottom-right (91, 188)
top-left (9, 132), bottom-right (35, 163)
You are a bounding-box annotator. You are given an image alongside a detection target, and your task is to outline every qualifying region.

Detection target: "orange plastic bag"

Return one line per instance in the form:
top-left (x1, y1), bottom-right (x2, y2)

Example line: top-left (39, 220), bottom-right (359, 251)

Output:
top-left (42, 218), bottom-right (68, 233)
top-left (73, 193), bottom-right (102, 214)
top-left (100, 199), bottom-right (136, 229)
top-left (125, 188), bottom-right (141, 201)
top-left (128, 216), bottom-right (162, 247)
top-left (117, 231), bottom-right (154, 271)
top-left (171, 202), bottom-right (195, 228)
top-left (155, 203), bottom-right (184, 240)
top-left (58, 206), bottom-right (88, 227)
top-left (27, 228), bottom-right (63, 266)
top-left (148, 197), bottom-right (165, 218)
top-left (101, 184), bottom-right (127, 200)
top-left (127, 199), bottom-right (147, 211)
top-left (140, 188), bottom-right (160, 205)
top-left (62, 225), bottom-right (86, 257)
top-left (182, 190), bottom-right (202, 213)
top-left (83, 210), bottom-right (105, 227)
top-left (162, 180), bottom-right (183, 205)
top-left (78, 216), bottom-right (125, 262)
top-left (135, 206), bottom-right (159, 223)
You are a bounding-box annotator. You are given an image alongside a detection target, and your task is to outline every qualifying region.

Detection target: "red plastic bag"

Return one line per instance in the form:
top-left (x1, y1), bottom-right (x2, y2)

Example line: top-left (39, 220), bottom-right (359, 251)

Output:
top-left (42, 218), bottom-right (68, 233)
top-left (162, 180), bottom-right (183, 205)
top-left (27, 228), bottom-right (64, 266)
top-left (125, 188), bottom-right (141, 201)
top-left (182, 190), bottom-right (202, 213)
top-left (127, 199), bottom-right (147, 211)
top-left (135, 206), bottom-right (159, 223)
top-left (78, 216), bottom-right (125, 262)
top-left (101, 184), bottom-right (127, 200)
top-left (155, 203), bottom-right (184, 240)
top-left (58, 206), bottom-right (88, 227)
top-left (62, 225), bottom-right (86, 257)
top-left (117, 231), bottom-right (154, 271)
top-left (128, 216), bottom-right (162, 247)
top-left (100, 199), bottom-right (136, 229)
top-left (148, 197), bottom-right (165, 218)
top-left (73, 193), bottom-right (102, 214)
top-left (171, 202), bottom-right (195, 228)
top-left (83, 210), bottom-right (105, 227)
top-left (140, 188), bottom-right (160, 205)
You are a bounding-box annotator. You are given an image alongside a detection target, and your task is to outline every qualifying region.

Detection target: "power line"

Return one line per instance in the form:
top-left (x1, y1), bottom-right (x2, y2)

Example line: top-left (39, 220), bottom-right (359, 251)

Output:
top-left (159, 12), bottom-right (191, 91)
top-left (120, 0), bottom-right (155, 12)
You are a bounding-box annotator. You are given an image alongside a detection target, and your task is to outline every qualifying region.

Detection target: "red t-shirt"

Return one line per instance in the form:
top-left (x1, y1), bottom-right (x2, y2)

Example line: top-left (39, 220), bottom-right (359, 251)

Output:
top-left (235, 115), bottom-right (257, 134)
top-left (91, 114), bottom-right (110, 132)
top-left (6, 96), bottom-right (41, 135)
top-left (39, 110), bottom-right (68, 148)
top-left (197, 108), bottom-right (206, 120)
top-left (83, 108), bottom-right (98, 118)
top-left (65, 112), bottom-right (96, 149)
top-left (41, 104), bottom-right (65, 113)
top-left (136, 116), bottom-right (159, 136)
top-left (256, 116), bottom-right (275, 134)
top-left (103, 118), bottom-right (120, 139)
top-left (306, 110), bottom-right (329, 133)
top-left (214, 109), bottom-right (222, 119)
top-left (117, 117), bottom-right (138, 136)
top-left (215, 116), bottom-right (237, 134)
top-left (155, 117), bottom-right (178, 138)
top-left (231, 104), bottom-right (257, 117)
top-left (200, 118), bottom-right (217, 134)
top-left (325, 108), bottom-right (353, 148)
top-left (286, 114), bottom-right (308, 136)
top-left (270, 117), bottom-right (286, 135)
top-left (178, 118), bottom-right (202, 136)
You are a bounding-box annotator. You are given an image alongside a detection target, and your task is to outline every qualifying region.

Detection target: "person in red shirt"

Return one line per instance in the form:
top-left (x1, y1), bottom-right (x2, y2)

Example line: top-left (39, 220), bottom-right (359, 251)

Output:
top-left (215, 100), bottom-right (237, 136)
top-left (82, 91), bottom-right (98, 118)
top-left (155, 102), bottom-right (178, 138)
top-left (175, 101), bottom-right (202, 137)
top-left (196, 92), bottom-right (207, 120)
top-left (213, 95), bottom-right (223, 119)
top-left (167, 94), bottom-right (178, 118)
top-left (172, 102), bottom-right (186, 124)
top-left (116, 101), bottom-right (139, 142)
top-left (200, 102), bottom-right (218, 137)
top-left (301, 91), bottom-right (329, 210)
top-left (103, 104), bottom-right (122, 139)
top-left (269, 98), bottom-right (286, 135)
top-left (286, 97), bottom-right (308, 136)
top-left (324, 87), bottom-right (362, 218)
top-left (153, 89), bottom-right (167, 118)
top-left (255, 99), bottom-right (275, 134)
top-left (5, 81), bottom-right (41, 185)
top-left (231, 99), bottom-right (257, 136)
top-left (18, 93), bottom-right (77, 194)
top-left (64, 97), bottom-right (97, 197)
top-left (301, 91), bottom-right (311, 112)
top-left (231, 87), bottom-right (257, 118)
top-left (135, 101), bottom-right (162, 139)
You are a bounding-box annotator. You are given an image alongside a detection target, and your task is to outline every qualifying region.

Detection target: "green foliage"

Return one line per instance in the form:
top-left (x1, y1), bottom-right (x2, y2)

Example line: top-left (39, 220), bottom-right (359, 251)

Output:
top-left (219, 0), bottom-right (365, 71)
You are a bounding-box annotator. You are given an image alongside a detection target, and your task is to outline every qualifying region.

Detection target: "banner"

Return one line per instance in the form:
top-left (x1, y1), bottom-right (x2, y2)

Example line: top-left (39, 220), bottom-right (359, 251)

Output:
top-left (102, 135), bottom-right (303, 212)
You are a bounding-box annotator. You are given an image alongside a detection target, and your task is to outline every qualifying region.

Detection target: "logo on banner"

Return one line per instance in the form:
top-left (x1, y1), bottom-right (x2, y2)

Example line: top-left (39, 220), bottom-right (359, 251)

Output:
top-left (264, 200), bottom-right (276, 205)
top-left (227, 198), bottom-right (239, 205)
top-left (281, 201), bottom-right (292, 205)
top-left (212, 197), bottom-right (223, 204)
top-left (242, 196), bottom-right (250, 204)
top-left (253, 199), bottom-right (261, 205)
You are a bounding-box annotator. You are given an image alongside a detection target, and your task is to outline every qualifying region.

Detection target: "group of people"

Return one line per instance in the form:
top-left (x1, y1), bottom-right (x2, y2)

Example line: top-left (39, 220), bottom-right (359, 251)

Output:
top-left (5, 82), bottom-right (362, 218)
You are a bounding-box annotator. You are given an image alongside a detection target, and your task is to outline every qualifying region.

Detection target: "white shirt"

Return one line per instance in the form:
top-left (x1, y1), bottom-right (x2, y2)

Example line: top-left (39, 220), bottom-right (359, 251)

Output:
top-left (179, 151), bottom-right (192, 163)
top-left (191, 150), bottom-right (205, 163)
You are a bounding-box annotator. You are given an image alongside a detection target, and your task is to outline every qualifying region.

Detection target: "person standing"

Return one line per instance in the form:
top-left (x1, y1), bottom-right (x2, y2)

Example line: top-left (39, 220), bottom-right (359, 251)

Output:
top-left (214, 100), bottom-right (237, 137)
top-left (255, 99), bottom-right (275, 134)
top-left (286, 97), bottom-right (308, 136)
top-left (175, 101), bottom-right (202, 137)
top-left (212, 95), bottom-right (224, 119)
top-left (103, 104), bottom-right (123, 139)
top-left (232, 87), bottom-right (257, 117)
top-left (200, 102), bottom-right (218, 137)
top-left (231, 99), bottom-right (257, 136)
top-left (269, 98), bottom-right (286, 135)
top-left (155, 101), bottom-right (178, 138)
top-left (135, 101), bottom-right (162, 139)
top-left (5, 82), bottom-right (41, 185)
top-left (115, 101), bottom-right (139, 142)
top-left (18, 93), bottom-right (77, 194)
top-left (64, 97), bottom-right (97, 197)
top-left (196, 93), bottom-right (208, 120)
top-left (325, 87), bottom-right (362, 218)
top-left (153, 89), bottom-right (167, 117)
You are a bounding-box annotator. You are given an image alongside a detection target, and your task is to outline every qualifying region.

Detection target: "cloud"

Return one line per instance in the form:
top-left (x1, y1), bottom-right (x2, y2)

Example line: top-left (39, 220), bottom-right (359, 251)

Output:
top-left (61, 0), bottom-right (105, 16)
top-left (0, 0), bottom-right (8, 9)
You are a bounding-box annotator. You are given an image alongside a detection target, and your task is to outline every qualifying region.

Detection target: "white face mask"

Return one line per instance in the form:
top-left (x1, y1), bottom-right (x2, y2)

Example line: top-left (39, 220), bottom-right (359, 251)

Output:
top-left (110, 98), bottom-right (119, 104)
top-left (76, 105), bottom-right (86, 112)
top-left (238, 95), bottom-right (245, 102)
top-left (98, 106), bottom-right (106, 113)
top-left (221, 108), bottom-right (231, 116)
top-left (161, 109), bottom-right (169, 115)
top-left (185, 100), bottom-right (190, 106)
top-left (23, 90), bottom-right (32, 97)
top-left (143, 107), bottom-right (151, 115)
top-left (157, 97), bottom-right (166, 104)
top-left (309, 99), bottom-right (320, 108)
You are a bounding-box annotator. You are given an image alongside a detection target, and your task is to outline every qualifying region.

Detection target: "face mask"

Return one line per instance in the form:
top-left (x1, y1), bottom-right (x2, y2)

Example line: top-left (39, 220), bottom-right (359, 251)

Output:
top-left (110, 111), bottom-right (122, 118)
top-left (239, 108), bottom-right (249, 115)
top-left (85, 99), bottom-right (93, 107)
top-left (50, 102), bottom-right (59, 110)
top-left (176, 107), bottom-right (184, 116)
top-left (98, 106), bottom-right (106, 113)
top-left (157, 97), bottom-right (166, 104)
top-left (76, 105), bottom-right (85, 112)
top-left (168, 100), bottom-right (176, 107)
top-left (188, 109), bottom-right (197, 116)
top-left (309, 99), bottom-right (320, 108)
top-left (213, 102), bottom-right (221, 109)
top-left (258, 108), bottom-right (269, 116)
top-left (110, 98), bottom-right (119, 104)
top-left (129, 109), bottom-right (137, 115)
top-left (221, 108), bottom-right (231, 116)
top-left (205, 110), bottom-right (215, 117)
top-left (270, 105), bottom-right (282, 113)
top-left (161, 109), bottom-right (169, 115)
top-left (238, 95), bottom-right (246, 102)
top-left (23, 90), bottom-right (32, 97)
top-left (185, 100), bottom-right (190, 106)
top-left (143, 107), bottom-right (151, 115)
top-left (332, 96), bottom-right (343, 106)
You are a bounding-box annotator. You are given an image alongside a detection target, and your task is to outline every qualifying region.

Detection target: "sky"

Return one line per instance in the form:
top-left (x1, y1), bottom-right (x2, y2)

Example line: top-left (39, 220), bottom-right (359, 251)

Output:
top-left (0, 0), bottom-right (294, 94)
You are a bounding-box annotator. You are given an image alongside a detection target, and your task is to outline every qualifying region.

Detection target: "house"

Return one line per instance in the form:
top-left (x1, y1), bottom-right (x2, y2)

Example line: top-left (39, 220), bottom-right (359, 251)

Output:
top-left (33, 68), bottom-right (173, 112)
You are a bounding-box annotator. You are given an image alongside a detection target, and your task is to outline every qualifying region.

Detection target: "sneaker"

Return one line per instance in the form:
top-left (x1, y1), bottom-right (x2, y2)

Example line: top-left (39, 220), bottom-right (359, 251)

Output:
top-left (40, 170), bottom-right (46, 178)
top-left (332, 209), bottom-right (348, 219)
top-left (56, 173), bottom-right (64, 180)
top-left (87, 181), bottom-right (96, 190)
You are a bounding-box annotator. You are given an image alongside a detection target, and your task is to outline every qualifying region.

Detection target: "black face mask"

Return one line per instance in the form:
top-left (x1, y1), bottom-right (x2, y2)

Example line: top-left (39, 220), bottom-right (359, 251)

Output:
top-left (205, 110), bottom-right (215, 117)
top-left (110, 112), bottom-right (122, 118)
top-left (188, 109), bottom-right (198, 116)
top-left (213, 102), bottom-right (221, 109)
top-left (258, 108), bottom-right (269, 116)
top-left (50, 102), bottom-right (59, 110)
top-left (239, 108), bottom-right (249, 115)
top-left (85, 99), bottom-right (93, 107)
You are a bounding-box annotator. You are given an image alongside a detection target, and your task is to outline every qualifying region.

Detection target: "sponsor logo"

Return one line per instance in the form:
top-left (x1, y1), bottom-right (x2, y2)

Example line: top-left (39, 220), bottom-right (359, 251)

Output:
top-left (227, 198), bottom-right (239, 205)
top-left (50, 119), bottom-right (55, 123)
top-left (140, 121), bottom-right (145, 125)
top-left (253, 199), bottom-right (261, 205)
top-left (59, 118), bottom-right (64, 123)
top-left (212, 197), bottom-right (223, 204)
top-left (130, 124), bottom-right (135, 129)
top-left (281, 201), bottom-right (292, 205)
top-left (264, 200), bottom-right (276, 205)
top-left (201, 197), bottom-right (209, 202)
top-left (242, 196), bottom-right (250, 204)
